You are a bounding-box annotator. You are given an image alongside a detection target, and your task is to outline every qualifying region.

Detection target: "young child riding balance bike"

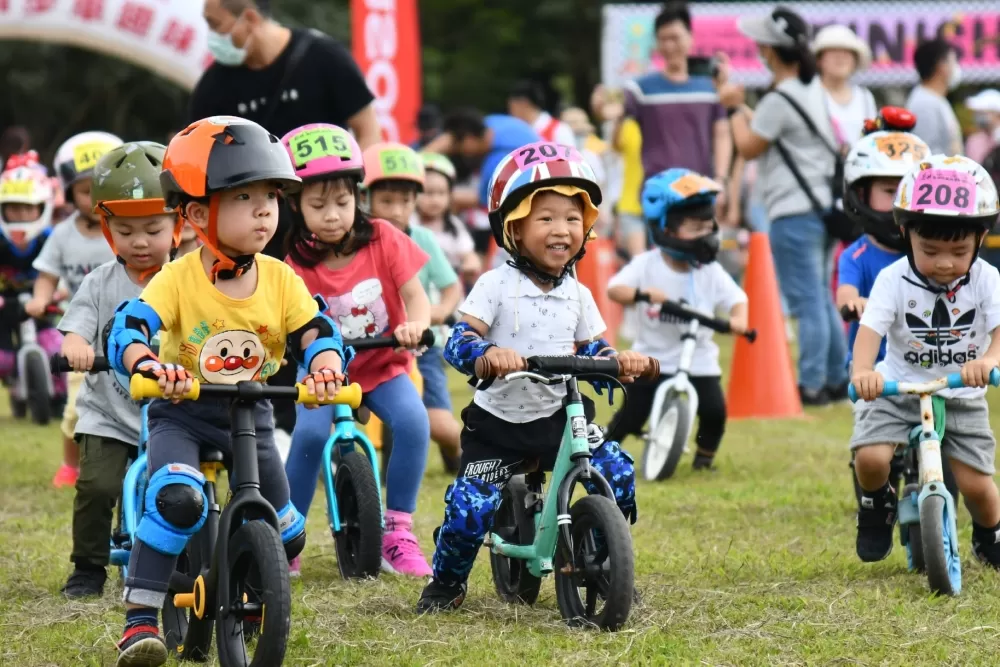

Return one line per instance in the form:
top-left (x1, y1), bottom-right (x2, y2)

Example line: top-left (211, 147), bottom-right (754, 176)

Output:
top-left (851, 154), bottom-right (1000, 568)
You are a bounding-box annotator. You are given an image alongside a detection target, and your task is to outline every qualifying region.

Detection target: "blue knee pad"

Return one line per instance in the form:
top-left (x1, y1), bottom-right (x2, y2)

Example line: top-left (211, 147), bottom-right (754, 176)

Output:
top-left (136, 463), bottom-right (208, 556)
top-left (432, 477), bottom-right (501, 583)
top-left (589, 438), bottom-right (638, 524)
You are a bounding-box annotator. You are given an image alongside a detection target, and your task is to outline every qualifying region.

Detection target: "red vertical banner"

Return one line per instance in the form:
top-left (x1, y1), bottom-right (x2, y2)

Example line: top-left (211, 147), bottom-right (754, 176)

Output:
top-left (351, 0), bottom-right (422, 145)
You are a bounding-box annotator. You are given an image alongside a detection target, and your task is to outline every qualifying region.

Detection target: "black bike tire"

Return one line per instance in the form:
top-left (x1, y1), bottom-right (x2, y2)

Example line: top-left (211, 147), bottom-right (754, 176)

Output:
top-left (25, 352), bottom-right (50, 425)
top-left (643, 394), bottom-right (689, 481)
top-left (553, 495), bottom-right (634, 631)
top-left (177, 531), bottom-right (214, 662)
top-left (489, 476), bottom-right (541, 605)
top-left (334, 451), bottom-right (383, 579)
top-left (215, 521), bottom-right (292, 667)
top-left (920, 493), bottom-right (959, 596)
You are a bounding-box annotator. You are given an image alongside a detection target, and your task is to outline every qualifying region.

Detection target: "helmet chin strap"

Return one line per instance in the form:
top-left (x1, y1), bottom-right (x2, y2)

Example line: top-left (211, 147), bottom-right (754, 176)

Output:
top-left (902, 228), bottom-right (979, 299)
top-left (506, 244), bottom-right (587, 288)
top-left (99, 212), bottom-right (170, 282)
top-left (186, 194), bottom-right (255, 283)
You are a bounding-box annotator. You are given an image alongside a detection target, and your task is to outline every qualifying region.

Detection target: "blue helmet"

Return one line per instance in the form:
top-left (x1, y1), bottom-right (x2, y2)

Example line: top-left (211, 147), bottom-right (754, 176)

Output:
top-left (642, 168), bottom-right (721, 266)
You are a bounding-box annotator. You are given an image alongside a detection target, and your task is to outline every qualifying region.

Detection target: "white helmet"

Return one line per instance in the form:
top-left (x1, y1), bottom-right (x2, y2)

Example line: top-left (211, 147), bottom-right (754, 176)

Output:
top-left (894, 154), bottom-right (999, 223)
top-left (0, 155), bottom-right (55, 245)
top-left (843, 130), bottom-right (930, 250)
top-left (53, 131), bottom-right (123, 197)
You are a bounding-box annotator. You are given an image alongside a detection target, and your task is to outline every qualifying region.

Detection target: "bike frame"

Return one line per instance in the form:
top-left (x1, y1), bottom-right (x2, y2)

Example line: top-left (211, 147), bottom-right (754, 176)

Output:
top-left (487, 374), bottom-right (617, 579)
top-left (647, 317), bottom-right (699, 443)
top-left (321, 403), bottom-right (384, 532)
top-left (13, 293), bottom-right (54, 399)
top-left (112, 404), bottom-right (151, 572)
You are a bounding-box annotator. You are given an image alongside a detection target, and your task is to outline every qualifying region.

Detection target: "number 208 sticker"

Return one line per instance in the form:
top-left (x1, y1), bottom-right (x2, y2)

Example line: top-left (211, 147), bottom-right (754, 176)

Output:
top-left (911, 169), bottom-right (976, 215)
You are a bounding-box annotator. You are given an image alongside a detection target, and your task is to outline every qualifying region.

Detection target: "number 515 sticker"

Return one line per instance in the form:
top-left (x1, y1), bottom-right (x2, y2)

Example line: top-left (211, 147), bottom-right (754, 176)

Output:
top-left (912, 169), bottom-right (976, 215)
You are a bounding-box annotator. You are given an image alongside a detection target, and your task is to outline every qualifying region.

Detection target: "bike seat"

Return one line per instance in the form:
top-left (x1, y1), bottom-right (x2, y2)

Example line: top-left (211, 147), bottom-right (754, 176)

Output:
top-left (200, 447), bottom-right (225, 463)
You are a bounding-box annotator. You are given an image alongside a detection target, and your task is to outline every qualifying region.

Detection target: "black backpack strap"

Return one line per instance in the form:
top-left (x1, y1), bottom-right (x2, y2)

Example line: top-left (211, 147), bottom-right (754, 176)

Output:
top-left (773, 90), bottom-right (839, 158)
top-left (773, 139), bottom-right (825, 216)
top-left (258, 29), bottom-right (317, 128)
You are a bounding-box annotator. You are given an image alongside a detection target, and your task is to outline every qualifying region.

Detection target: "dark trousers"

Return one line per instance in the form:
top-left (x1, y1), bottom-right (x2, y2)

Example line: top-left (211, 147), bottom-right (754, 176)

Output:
top-left (607, 374), bottom-right (727, 457)
top-left (269, 358), bottom-right (298, 432)
top-left (71, 434), bottom-right (132, 568)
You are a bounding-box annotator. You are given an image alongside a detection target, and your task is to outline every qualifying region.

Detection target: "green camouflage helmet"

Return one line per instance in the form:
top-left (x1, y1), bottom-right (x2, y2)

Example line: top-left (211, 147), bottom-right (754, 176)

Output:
top-left (90, 141), bottom-right (168, 215)
top-left (419, 152), bottom-right (456, 182)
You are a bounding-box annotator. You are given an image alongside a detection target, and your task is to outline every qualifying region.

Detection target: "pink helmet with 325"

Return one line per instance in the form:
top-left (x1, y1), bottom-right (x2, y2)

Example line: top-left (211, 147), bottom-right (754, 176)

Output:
top-left (280, 123), bottom-right (364, 183)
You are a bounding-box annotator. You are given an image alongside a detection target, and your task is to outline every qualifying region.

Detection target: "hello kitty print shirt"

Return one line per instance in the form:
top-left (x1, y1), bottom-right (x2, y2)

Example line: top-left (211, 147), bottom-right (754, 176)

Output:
top-left (460, 263), bottom-right (605, 423)
top-left (286, 219), bottom-right (428, 392)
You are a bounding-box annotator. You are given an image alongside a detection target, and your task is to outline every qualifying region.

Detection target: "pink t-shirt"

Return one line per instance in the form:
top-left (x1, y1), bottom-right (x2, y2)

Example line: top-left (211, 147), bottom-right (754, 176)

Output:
top-left (286, 219), bottom-right (428, 392)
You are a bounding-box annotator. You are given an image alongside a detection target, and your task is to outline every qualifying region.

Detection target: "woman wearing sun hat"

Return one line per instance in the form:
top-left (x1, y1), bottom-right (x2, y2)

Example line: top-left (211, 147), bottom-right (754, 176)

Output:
top-left (813, 24), bottom-right (877, 150)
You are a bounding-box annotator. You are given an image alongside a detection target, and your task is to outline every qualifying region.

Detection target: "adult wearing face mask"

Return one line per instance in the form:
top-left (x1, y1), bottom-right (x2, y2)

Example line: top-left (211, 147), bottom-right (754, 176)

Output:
top-left (190, 0), bottom-right (380, 165)
top-left (812, 25), bottom-right (876, 150)
top-left (906, 39), bottom-right (963, 156)
top-left (965, 89), bottom-right (1000, 164)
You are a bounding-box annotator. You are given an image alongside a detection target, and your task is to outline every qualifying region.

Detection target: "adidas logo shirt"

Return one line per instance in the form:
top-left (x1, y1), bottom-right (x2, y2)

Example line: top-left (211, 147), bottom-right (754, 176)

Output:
top-left (860, 257), bottom-right (1000, 399)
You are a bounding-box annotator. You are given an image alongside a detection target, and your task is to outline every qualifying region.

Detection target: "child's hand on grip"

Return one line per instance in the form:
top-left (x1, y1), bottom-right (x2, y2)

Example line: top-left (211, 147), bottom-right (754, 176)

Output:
top-left (851, 370), bottom-right (884, 402)
top-left (614, 350), bottom-right (647, 383)
top-left (62, 338), bottom-right (95, 372)
top-left (134, 359), bottom-right (193, 403)
top-left (483, 346), bottom-right (526, 378)
top-left (303, 367), bottom-right (345, 408)
top-left (729, 313), bottom-right (748, 335)
top-left (394, 321), bottom-right (427, 350)
top-left (961, 357), bottom-right (997, 389)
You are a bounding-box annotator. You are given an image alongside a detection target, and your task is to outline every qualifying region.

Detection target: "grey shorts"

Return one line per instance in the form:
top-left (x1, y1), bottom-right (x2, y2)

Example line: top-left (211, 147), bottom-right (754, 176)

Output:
top-left (850, 394), bottom-right (996, 475)
top-left (618, 213), bottom-right (646, 236)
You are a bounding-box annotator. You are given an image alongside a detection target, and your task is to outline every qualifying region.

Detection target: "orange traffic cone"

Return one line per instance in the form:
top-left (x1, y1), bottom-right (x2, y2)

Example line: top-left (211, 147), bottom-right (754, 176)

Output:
top-left (727, 232), bottom-right (803, 419)
top-left (576, 238), bottom-right (623, 347)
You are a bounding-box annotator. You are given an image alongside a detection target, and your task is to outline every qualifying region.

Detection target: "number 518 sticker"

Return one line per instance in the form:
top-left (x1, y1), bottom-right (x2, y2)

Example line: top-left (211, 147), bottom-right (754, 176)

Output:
top-left (911, 168), bottom-right (976, 215)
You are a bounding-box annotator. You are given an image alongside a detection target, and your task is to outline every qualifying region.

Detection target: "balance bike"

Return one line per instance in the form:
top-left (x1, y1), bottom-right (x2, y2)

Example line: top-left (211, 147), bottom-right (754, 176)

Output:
top-left (642, 299), bottom-right (756, 481)
top-left (8, 293), bottom-right (61, 424)
top-left (130, 374), bottom-right (361, 665)
top-left (849, 369), bottom-right (1000, 596)
top-left (478, 353), bottom-right (659, 630)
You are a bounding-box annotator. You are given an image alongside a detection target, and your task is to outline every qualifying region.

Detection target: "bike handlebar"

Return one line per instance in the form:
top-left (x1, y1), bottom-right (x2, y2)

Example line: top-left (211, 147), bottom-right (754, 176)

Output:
top-left (847, 368), bottom-right (1000, 402)
top-left (657, 300), bottom-right (757, 343)
top-left (129, 375), bottom-right (363, 408)
top-left (840, 305), bottom-right (860, 322)
top-left (51, 355), bottom-right (111, 374)
top-left (474, 354), bottom-right (660, 381)
top-left (345, 329), bottom-right (436, 351)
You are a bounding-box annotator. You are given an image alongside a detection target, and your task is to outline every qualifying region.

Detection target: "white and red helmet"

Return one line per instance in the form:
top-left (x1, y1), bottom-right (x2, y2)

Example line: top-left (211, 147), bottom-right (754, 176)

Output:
top-left (0, 152), bottom-right (54, 245)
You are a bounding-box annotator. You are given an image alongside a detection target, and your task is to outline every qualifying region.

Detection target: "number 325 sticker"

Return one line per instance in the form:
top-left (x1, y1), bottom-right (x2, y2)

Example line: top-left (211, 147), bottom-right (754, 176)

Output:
top-left (912, 169), bottom-right (976, 215)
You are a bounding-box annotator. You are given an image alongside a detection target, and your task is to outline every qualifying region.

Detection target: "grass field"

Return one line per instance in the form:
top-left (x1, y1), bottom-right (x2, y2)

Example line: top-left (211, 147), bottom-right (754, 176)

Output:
top-left (5, 342), bottom-right (1000, 666)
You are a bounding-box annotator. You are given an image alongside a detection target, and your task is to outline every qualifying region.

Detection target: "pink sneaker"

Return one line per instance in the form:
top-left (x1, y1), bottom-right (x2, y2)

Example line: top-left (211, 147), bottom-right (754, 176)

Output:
top-left (381, 510), bottom-right (432, 577)
top-left (288, 555), bottom-right (301, 578)
top-left (52, 464), bottom-right (78, 489)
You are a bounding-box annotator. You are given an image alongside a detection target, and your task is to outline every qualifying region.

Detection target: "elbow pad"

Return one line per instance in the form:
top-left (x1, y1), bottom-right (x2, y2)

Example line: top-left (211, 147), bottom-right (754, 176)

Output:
top-left (107, 298), bottom-right (161, 375)
top-left (444, 321), bottom-right (495, 375)
top-left (576, 338), bottom-right (615, 358)
top-left (288, 297), bottom-right (353, 372)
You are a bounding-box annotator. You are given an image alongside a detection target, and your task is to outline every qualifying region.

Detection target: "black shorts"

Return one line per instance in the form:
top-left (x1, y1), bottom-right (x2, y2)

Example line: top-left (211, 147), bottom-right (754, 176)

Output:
top-left (458, 396), bottom-right (596, 487)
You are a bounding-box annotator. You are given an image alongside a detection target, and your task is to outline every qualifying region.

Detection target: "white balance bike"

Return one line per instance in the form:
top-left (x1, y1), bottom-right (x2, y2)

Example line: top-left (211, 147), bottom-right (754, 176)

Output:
top-left (641, 299), bottom-right (756, 481)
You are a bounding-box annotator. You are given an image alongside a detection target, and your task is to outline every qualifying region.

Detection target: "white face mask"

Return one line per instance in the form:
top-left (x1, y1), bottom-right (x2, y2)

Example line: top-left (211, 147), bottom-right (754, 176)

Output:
top-left (948, 62), bottom-right (962, 91)
top-left (207, 29), bottom-right (248, 66)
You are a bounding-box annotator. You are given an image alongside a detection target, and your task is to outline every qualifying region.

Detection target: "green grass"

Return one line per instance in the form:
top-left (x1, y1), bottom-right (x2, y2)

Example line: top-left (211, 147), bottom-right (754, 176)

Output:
top-left (5, 343), bottom-right (1000, 666)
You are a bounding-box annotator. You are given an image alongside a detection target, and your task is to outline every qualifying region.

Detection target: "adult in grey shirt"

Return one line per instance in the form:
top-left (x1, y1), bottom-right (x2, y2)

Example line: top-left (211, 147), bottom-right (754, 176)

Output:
top-left (906, 39), bottom-right (963, 156)
top-left (717, 7), bottom-right (848, 406)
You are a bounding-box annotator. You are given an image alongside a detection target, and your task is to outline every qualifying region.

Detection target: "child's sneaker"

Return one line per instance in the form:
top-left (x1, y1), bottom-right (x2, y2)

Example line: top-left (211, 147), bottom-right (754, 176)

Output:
top-left (288, 555), bottom-right (301, 578)
top-left (52, 463), bottom-right (79, 488)
top-left (972, 522), bottom-right (1000, 569)
top-left (381, 510), bottom-right (432, 577)
top-left (856, 483), bottom-right (897, 562)
top-left (116, 626), bottom-right (166, 667)
top-left (61, 565), bottom-right (106, 598)
top-left (416, 579), bottom-right (467, 613)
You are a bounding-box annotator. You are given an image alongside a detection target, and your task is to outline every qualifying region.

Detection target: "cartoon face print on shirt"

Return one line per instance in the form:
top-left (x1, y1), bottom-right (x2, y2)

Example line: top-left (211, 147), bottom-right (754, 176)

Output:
top-left (199, 330), bottom-right (266, 383)
top-left (326, 278), bottom-right (390, 340)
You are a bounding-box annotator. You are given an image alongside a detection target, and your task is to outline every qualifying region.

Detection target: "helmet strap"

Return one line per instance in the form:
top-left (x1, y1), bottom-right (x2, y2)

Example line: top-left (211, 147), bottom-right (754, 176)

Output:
top-left (506, 244), bottom-right (587, 288)
top-left (185, 194), bottom-right (254, 283)
top-left (99, 211), bottom-right (169, 282)
top-left (902, 227), bottom-right (979, 299)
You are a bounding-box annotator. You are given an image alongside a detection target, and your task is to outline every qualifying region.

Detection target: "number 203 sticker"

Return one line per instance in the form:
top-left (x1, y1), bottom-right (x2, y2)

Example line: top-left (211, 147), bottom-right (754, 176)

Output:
top-left (912, 169), bottom-right (976, 215)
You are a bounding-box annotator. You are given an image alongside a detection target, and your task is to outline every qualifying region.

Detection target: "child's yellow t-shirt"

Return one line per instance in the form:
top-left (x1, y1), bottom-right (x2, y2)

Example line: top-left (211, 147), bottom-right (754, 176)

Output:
top-left (140, 250), bottom-right (318, 384)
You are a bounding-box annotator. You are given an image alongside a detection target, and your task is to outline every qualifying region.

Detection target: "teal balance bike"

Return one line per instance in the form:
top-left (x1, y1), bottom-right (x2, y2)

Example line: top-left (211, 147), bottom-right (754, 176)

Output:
top-left (317, 329), bottom-right (434, 579)
top-left (849, 368), bottom-right (1000, 596)
top-left (475, 353), bottom-right (659, 630)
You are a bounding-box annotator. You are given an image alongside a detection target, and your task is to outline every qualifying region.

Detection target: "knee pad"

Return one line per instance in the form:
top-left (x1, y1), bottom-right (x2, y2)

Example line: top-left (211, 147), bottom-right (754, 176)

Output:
top-left (590, 439), bottom-right (637, 524)
top-left (276, 501), bottom-right (306, 559)
top-left (136, 463), bottom-right (208, 556)
top-left (441, 477), bottom-right (501, 543)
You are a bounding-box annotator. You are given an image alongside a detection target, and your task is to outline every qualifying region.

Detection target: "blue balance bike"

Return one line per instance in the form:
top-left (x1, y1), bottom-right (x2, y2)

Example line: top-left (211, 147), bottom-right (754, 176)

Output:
top-left (849, 368), bottom-right (1000, 596)
top-left (318, 329), bottom-right (435, 579)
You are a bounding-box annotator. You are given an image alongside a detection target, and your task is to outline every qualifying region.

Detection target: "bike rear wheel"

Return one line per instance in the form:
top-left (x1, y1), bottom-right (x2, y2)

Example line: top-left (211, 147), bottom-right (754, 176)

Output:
top-left (334, 451), bottom-right (383, 579)
top-left (174, 532), bottom-right (214, 662)
top-left (489, 476), bottom-right (541, 605)
top-left (642, 393), bottom-right (689, 481)
top-left (920, 492), bottom-right (961, 596)
top-left (25, 351), bottom-right (50, 425)
top-left (554, 495), bottom-right (634, 631)
top-left (216, 521), bottom-right (292, 667)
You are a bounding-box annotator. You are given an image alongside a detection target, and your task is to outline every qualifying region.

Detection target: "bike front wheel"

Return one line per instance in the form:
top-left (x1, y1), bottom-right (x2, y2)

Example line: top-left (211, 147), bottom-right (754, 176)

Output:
top-left (25, 351), bottom-right (50, 425)
top-left (215, 521), bottom-right (292, 667)
top-left (553, 495), bottom-right (634, 631)
top-left (920, 492), bottom-right (961, 596)
top-left (489, 476), bottom-right (541, 605)
top-left (642, 392), bottom-right (689, 481)
top-left (334, 450), bottom-right (383, 579)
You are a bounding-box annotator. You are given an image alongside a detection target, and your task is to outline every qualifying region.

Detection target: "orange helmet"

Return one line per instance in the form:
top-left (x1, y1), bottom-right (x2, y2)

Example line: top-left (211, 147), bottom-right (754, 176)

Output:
top-left (160, 116), bottom-right (300, 280)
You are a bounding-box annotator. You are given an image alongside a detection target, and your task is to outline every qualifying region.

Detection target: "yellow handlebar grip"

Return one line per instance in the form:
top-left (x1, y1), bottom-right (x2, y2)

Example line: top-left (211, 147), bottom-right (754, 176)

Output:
top-left (294, 382), bottom-right (363, 408)
top-left (129, 375), bottom-right (201, 401)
